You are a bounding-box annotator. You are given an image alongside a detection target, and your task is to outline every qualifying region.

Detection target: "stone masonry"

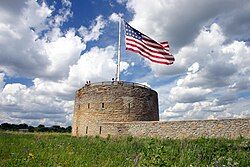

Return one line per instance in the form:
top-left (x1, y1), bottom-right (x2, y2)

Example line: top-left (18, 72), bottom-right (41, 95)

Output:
top-left (72, 81), bottom-right (250, 139)
top-left (72, 81), bottom-right (159, 136)
top-left (99, 118), bottom-right (250, 139)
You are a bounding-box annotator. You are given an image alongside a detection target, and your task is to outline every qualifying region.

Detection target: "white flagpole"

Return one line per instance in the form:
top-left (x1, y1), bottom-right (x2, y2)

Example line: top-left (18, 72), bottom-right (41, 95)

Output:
top-left (116, 17), bottom-right (121, 81)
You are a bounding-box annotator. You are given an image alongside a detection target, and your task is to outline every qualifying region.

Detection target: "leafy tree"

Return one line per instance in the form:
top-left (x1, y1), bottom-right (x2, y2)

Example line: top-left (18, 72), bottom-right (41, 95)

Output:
top-left (1, 123), bottom-right (71, 133)
top-left (18, 123), bottom-right (28, 129)
top-left (66, 126), bottom-right (72, 133)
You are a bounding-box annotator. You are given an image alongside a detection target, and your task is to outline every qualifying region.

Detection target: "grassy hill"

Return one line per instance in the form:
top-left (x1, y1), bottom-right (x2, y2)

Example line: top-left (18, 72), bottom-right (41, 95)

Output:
top-left (0, 131), bottom-right (249, 166)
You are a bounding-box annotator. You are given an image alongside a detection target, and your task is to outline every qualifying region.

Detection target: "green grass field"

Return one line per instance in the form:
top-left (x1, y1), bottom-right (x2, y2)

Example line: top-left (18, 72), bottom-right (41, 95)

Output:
top-left (0, 131), bottom-right (249, 167)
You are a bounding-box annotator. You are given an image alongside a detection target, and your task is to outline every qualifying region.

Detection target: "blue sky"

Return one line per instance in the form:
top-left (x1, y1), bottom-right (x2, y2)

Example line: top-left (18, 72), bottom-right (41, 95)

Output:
top-left (0, 0), bottom-right (249, 126)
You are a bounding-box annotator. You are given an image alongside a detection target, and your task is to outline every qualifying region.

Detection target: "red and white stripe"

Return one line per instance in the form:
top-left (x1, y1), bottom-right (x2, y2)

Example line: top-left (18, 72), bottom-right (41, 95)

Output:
top-left (160, 41), bottom-right (170, 50)
top-left (125, 35), bottom-right (174, 65)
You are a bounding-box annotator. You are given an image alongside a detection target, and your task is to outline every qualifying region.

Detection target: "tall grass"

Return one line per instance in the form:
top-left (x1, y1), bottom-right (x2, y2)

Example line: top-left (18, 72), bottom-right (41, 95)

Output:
top-left (0, 131), bottom-right (249, 166)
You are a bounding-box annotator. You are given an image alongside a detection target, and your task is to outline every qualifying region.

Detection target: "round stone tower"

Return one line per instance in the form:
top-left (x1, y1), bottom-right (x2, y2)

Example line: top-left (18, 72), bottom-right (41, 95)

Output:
top-left (72, 81), bottom-right (159, 136)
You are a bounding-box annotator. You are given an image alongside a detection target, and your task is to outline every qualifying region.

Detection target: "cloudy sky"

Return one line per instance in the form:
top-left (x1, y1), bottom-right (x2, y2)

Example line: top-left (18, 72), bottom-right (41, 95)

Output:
top-left (0, 0), bottom-right (249, 127)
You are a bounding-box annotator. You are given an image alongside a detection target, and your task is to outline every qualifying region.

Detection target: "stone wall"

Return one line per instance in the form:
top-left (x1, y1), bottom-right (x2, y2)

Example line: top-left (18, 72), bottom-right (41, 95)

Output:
top-left (76, 118), bottom-right (250, 139)
top-left (72, 82), bottom-right (159, 136)
top-left (72, 81), bottom-right (250, 139)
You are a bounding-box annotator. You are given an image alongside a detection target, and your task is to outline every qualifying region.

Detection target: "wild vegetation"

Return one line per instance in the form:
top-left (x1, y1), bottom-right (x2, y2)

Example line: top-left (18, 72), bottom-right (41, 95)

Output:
top-left (0, 131), bottom-right (249, 167)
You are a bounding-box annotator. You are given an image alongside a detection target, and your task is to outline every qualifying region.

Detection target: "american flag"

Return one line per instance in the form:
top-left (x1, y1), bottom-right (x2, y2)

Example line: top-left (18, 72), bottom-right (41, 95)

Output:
top-left (124, 21), bottom-right (175, 65)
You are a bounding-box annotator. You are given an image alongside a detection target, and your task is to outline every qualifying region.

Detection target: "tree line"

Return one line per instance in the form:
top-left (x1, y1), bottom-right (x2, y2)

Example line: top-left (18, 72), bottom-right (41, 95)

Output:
top-left (0, 123), bottom-right (72, 133)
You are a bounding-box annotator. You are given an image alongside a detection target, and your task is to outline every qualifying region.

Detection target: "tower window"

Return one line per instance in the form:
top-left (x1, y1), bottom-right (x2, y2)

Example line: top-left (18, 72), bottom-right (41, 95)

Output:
top-left (128, 103), bottom-right (131, 112)
top-left (102, 103), bottom-right (105, 109)
top-left (87, 103), bottom-right (90, 109)
top-left (86, 126), bottom-right (88, 134)
top-left (99, 126), bottom-right (102, 134)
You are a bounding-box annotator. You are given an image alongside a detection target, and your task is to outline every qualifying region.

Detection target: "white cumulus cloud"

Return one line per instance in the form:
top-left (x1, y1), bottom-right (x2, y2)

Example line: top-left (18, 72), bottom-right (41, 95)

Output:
top-left (78, 15), bottom-right (106, 42)
top-left (0, 0), bottom-right (130, 126)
